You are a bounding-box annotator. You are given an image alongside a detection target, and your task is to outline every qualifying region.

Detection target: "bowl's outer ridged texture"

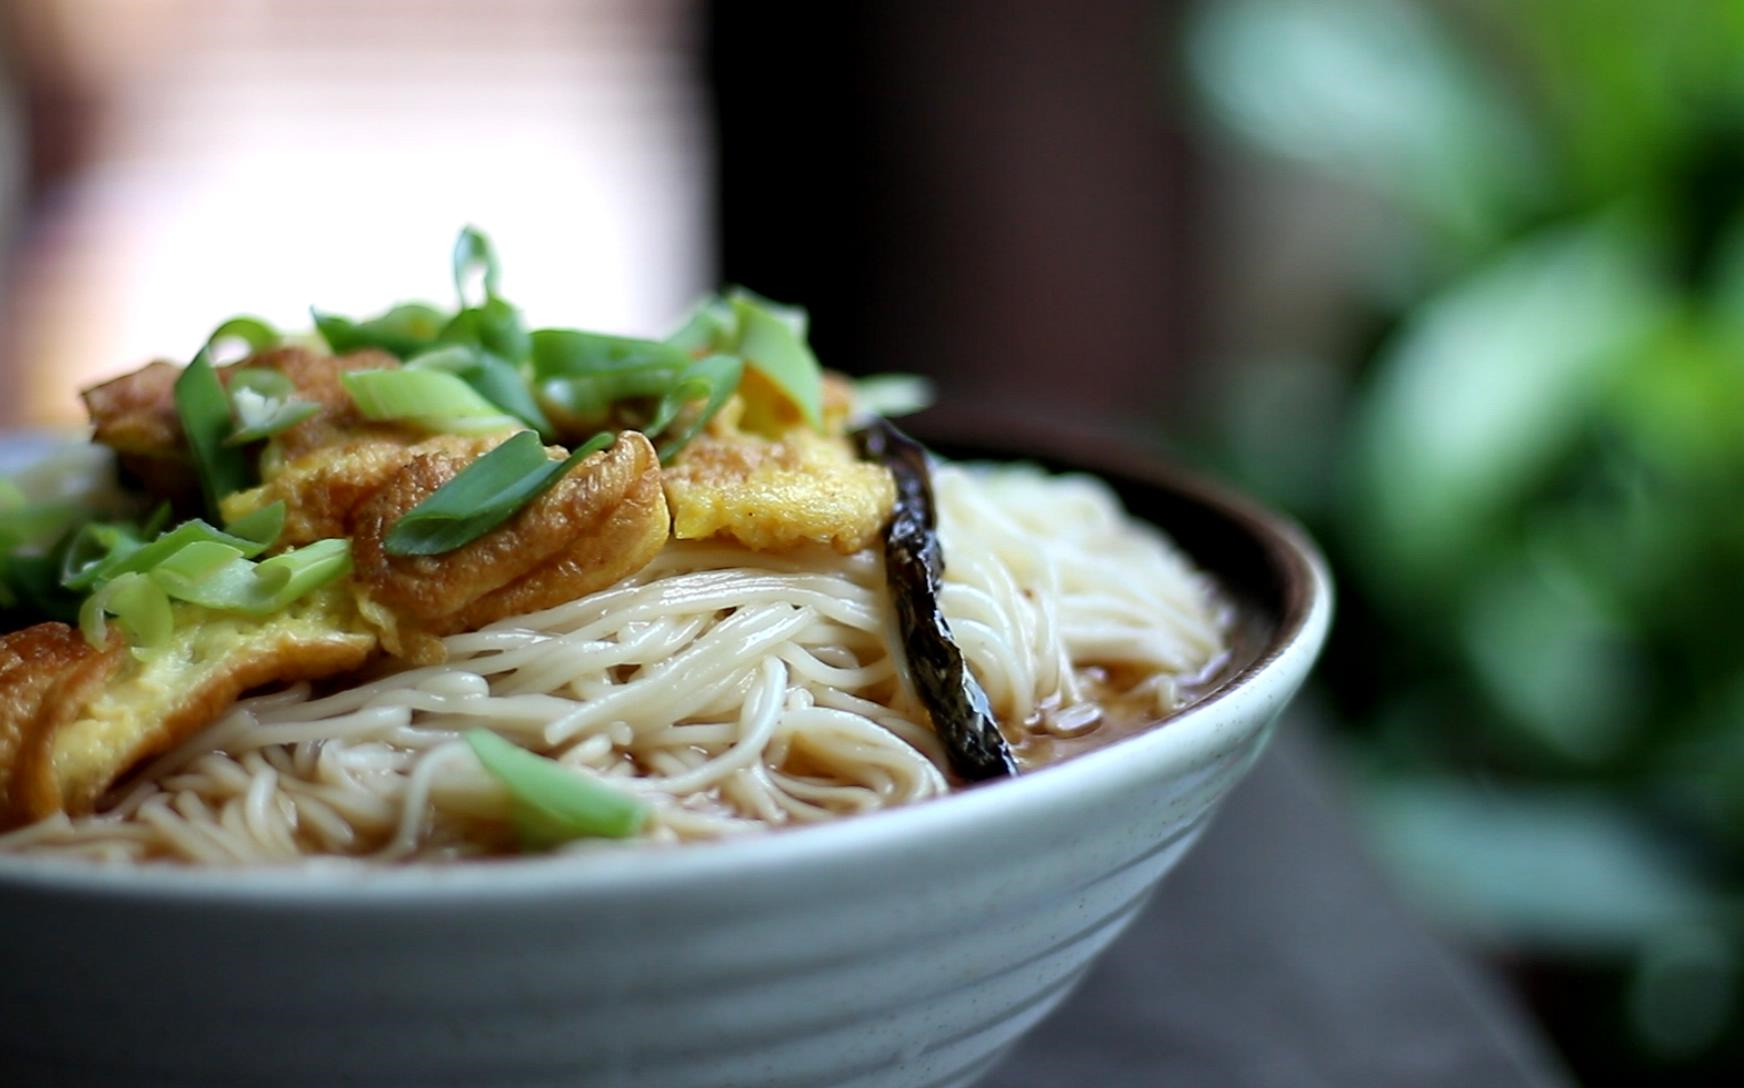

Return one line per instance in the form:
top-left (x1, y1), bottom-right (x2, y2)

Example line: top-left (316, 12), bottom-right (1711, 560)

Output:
top-left (0, 721), bottom-right (1275, 1088)
top-left (0, 429), bottom-right (1330, 1088)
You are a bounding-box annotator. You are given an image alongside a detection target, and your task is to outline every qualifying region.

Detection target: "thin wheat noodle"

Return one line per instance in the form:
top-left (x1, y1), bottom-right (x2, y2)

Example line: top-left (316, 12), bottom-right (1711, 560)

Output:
top-left (0, 464), bottom-right (1230, 864)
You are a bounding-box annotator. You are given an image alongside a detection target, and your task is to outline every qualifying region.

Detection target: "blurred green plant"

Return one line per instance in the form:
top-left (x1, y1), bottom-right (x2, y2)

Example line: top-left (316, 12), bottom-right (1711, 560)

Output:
top-left (1190, 0), bottom-right (1744, 1077)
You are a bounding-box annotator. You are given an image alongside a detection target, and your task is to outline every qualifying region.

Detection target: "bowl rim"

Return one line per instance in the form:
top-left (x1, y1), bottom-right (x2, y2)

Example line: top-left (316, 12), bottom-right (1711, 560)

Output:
top-left (0, 424), bottom-right (1333, 903)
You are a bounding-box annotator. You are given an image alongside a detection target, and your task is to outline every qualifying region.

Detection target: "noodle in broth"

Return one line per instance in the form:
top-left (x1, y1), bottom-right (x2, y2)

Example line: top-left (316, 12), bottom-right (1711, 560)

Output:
top-left (0, 464), bottom-right (1228, 864)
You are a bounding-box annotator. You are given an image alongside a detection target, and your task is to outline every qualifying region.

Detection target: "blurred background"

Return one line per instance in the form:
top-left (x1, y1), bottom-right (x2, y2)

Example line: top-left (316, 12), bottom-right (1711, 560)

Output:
top-left (1, 0), bottom-right (1740, 1082)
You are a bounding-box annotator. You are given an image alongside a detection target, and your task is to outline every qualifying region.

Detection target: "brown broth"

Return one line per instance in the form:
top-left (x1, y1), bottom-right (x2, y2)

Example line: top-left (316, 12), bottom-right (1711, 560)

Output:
top-left (1007, 599), bottom-right (1269, 770)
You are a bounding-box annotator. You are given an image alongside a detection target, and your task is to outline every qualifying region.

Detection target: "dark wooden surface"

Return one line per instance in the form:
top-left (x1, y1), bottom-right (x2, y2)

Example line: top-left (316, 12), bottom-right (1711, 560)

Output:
top-left (986, 722), bottom-right (1573, 1088)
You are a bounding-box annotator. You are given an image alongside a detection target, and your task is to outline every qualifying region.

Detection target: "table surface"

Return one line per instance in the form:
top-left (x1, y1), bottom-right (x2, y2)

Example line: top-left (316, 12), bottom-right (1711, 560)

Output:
top-left (984, 721), bottom-right (1573, 1088)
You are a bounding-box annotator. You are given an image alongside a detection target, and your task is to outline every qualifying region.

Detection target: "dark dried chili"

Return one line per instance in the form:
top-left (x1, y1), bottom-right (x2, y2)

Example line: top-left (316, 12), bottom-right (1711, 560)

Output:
top-left (855, 418), bottom-right (1018, 782)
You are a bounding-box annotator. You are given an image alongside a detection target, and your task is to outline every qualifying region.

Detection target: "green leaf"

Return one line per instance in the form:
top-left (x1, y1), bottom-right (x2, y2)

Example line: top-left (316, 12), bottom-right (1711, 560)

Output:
top-left (312, 303), bottom-right (449, 359)
top-left (383, 430), bottom-right (613, 557)
top-left (1350, 217), bottom-right (1665, 598)
top-left (1188, 0), bottom-right (1545, 250)
top-left (1361, 776), bottom-right (1713, 953)
top-left (464, 728), bottom-right (648, 845)
top-left (174, 349), bottom-right (254, 520)
top-left (649, 353), bottom-right (743, 462)
top-left (730, 291), bottom-right (823, 430)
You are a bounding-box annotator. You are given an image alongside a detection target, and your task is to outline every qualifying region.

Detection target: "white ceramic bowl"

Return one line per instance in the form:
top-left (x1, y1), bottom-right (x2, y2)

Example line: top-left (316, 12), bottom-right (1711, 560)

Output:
top-left (0, 430), bottom-right (1330, 1088)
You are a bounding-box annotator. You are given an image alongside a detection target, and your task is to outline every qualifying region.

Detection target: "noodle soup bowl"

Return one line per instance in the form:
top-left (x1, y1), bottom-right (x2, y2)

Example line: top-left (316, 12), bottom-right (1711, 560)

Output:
top-left (0, 425), bottom-right (1330, 1088)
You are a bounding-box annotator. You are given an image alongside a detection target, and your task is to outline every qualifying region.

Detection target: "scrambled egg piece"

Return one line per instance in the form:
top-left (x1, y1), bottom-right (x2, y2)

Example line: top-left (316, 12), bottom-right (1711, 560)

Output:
top-left (82, 347), bottom-right (404, 507)
top-left (0, 624), bottom-right (116, 817)
top-left (223, 432), bottom-right (510, 546)
top-left (663, 374), bottom-right (895, 554)
top-left (0, 589), bottom-right (375, 827)
top-left (349, 431), bottom-right (669, 663)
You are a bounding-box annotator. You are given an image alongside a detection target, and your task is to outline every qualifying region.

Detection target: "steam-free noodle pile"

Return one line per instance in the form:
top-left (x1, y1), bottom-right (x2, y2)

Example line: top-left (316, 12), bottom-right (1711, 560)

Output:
top-left (0, 465), bottom-right (1228, 864)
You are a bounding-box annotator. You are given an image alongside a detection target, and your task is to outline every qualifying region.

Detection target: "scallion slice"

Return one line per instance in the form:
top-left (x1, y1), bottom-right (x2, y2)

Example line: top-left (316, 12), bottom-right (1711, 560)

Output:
top-left (407, 344), bottom-right (552, 438)
top-left (205, 316), bottom-right (279, 360)
top-left (341, 368), bottom-right (520, 433)
top-left (154, 537), bottom-right (351, 615)
top-left (0, 481), bottom-right (83, 553)
top-left (441, 296), bottom-right (532, 367)
top-left (225, 500), bottom-right (287, 546)
top-left (530, 329), bottom-right (691, 381)
top-left (79, 571), bottom-right (173, 650)
top-left (175, 349), bottom-right (254, 519)
top-left (452, 226), bottom-right (503, 306)
top-left (464, 728), bottom-right (648, 846)
top-left (383, 430), bottom-right (612, 557)
top-left (853, 373), bottom-right (935, 419)
top-left (648, 353), bottom-right (744, 462)
top-left (64, 516), bottom-right (277, 593)
top-left (731, 293), bottom-right (823, 430)
top-left (665, 297), bottom-right (738, 354)
top-left (312, 303), bottom-right (448, 359)
top-left (225, 368), bottom-right (321, 446)
top-left (531, 330), bottom-right (693, 425)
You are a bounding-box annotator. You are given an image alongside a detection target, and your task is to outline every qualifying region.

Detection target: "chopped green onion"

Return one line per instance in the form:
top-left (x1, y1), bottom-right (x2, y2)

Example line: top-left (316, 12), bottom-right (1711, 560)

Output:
top-left (531, 330), bottom-right (693, 422)
top-left (662, 290), bottom-right (824, 430)
top-left (340, 368), bottom-right (520, 432)
top-left (79, 572), bottom-right (173, 650)
top-left (854, 374), bottom-right (935, 419)
top-left (141, 502), bottom-right (173, 539)
top-left (227, 394), bottom-right (320, 446)
top-left (384, 430), bottom-right (612, 557)
top-left (407, 344), bottom-right (552, 438)
top-left (252, 538), bottom-right (352, 606)
top-left (6, 534), bottom-right (86, 623)
top-left (728, 286), bottom-right (809, 339)
top-left (731, 293), bottom-right (824, 430)
top-left (665, 297), bottom-right (738, 354)
top-left (225, 500), bottom-right (286, 546)
top-left (154, 537), bottom-right (351, 615)
top-left (312, 303), bottom-right (449, 359)
top-left (0, 482), bottom-right (83, 553)
top-left (530, 329), bottom-right (692, 381)
top-left (59, 521), bottom-right (145, 591)
top-left (225, 369), bottom-right (320, 445)
top-left (226, 368), bottom-right (295, 401)
top-left (205, 316), bottom-right (279, 360)
top-left (452, 226), bottom-right (503, 306)
top-left (148, 540), bottom-right (248, 590)
top-left (464, 728), bottom-right (648, 846)
top-left (175, 349), bottom-right (255, 520)
top-left (441, 296), bottom-right (532, 366)
top-left (649, 353), bottom-right (744, 462)
top-left (65, 516), bottom-right (276, 593)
